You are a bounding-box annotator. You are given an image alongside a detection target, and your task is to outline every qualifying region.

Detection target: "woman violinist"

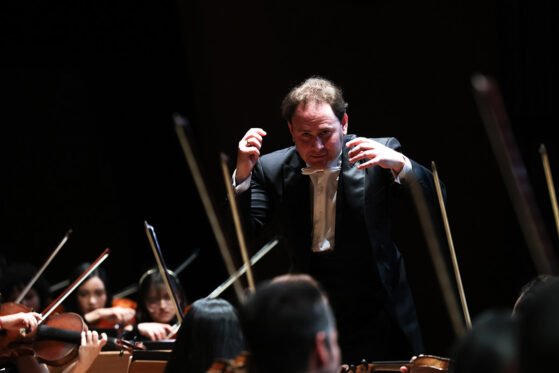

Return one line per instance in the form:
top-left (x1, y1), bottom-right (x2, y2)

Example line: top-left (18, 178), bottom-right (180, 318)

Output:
top-left (166, 297), bottom-right (245, 373)
top-left (62, 263), bottom-right (135, 333)
top-left (125, 268), bottom-right (187, 341)
top-left (0, 262), bottom-right (53, 312)
top-left (0, 308), bottom-right (108, 373)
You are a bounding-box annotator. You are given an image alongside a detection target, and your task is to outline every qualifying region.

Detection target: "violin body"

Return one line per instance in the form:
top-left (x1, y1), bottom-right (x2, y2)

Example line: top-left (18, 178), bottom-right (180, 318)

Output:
top-left (207, 351), bottom-right (249, 373)
top-left (339, 354), bottom-right (451, 373)
top-left (34, 312), bottom-right (86, 367)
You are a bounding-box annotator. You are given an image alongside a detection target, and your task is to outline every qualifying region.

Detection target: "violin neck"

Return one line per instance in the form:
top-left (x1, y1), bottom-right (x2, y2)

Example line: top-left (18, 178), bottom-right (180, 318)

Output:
top-left (369, 363), bottom-right (407, 372)
top-left (37, 325), bottom-right (124, 350)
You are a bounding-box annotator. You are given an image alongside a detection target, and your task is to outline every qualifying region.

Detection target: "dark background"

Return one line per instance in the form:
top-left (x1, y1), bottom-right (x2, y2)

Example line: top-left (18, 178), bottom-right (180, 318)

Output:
top-left (1, 0), bottom-right (558, 358)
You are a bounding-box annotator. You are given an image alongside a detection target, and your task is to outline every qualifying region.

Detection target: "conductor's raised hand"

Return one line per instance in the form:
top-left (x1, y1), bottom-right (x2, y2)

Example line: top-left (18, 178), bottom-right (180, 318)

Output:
top-left (346, 137), bottom-right (406, 174)
top-left (236, 128), bottom-right (267, 184)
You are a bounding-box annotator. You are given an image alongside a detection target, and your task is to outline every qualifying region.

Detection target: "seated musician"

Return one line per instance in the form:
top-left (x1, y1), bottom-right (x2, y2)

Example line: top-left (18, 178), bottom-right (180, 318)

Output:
top-left (0, 311), bottom-right (107, 373)
top-left (0, 262), bottom-right (52, 312)
top-left (165, 297), bottom-right (244, 373)
top-left (449, 310), bottom-right (518, 373)
top-left (512, 274), bottom-right (559, 317)
top-left (63, 263), bottom-right (135, 333)
top-left (240, 274), bottom-right (409, 373)
top-left (125, 268), bottom-right (188, 341)
top-left (238, 274), bottom-right (340, 373)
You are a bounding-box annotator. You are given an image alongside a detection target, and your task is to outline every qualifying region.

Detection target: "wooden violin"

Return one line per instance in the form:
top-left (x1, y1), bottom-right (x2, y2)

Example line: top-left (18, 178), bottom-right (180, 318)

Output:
top-left (34, 312), bottom-right (144, 366)
top-left (207, 351), bottom-right (250, 373)
top-left (0, 302), bottom-right (37, 351)
top-left (339, 354), bottom-right (451, 373)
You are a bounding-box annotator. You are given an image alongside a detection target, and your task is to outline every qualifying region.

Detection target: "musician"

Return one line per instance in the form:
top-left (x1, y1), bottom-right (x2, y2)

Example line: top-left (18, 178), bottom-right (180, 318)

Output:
top-left (517, 278), bottom-right (559, 372)
top-left (449, 310), bottom-right (518, 373)
top-left (63, 263), bottom-right (135, 332)
top-left (512, 274), bottom-right (559, 317)
top-left (234, 76), bottom-right (443, 362)
top-left (1, 312), bottom-right (107, 373)
top-left (0, 262), bottom-right (52, 312)
top-left (126, 268), bottom-right (187, 341)
top-left (239, 274), bottom-right (339, 373)
top-left (0, 310), bottom-right (42, 334)
top-left (165, 297), bottom-right (244, 373)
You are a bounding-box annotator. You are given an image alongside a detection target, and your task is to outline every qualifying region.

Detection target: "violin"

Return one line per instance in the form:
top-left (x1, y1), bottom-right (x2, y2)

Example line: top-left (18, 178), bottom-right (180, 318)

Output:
top-left (207, 351), bottom-right (250, 373)
top-left (0, 302), bottom-right (36, 350)
top-left (34, 312), bottom-right (144, 366)
top-left (0, 301), bottom-right (144, 367)
top-left (339, 355), bottom-right (451, 373)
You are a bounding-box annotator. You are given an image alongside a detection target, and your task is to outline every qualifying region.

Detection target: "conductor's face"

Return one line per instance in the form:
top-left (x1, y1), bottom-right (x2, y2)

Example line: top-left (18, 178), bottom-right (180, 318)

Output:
top-left (289, 101), bottom-right (348, 169)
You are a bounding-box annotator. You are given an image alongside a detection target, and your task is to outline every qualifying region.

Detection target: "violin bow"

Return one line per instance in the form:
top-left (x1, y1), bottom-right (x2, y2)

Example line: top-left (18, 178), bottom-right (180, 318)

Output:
top-left (113, 248), bottom-right (200, 299)
top-left (431, 161), bottom-right (472, 329)
top-left (471, 74), bottom-right (558, 275)
top-left (220, 152), bottom-right (255, 293)
top-left (207, 237), bottom-right (279, 299)
top-left (173, 113), bottom-right (244, 303)
top-left (539, 144), bottom-right (559, 240)
top-left (15, 229), bottom-right (72, 303)
top-left (40, 248), bottom-right (110, 322)
top-left (408, 170), bottom-right (467, 338)
top-left (144, 221), bottom-right (184, 325)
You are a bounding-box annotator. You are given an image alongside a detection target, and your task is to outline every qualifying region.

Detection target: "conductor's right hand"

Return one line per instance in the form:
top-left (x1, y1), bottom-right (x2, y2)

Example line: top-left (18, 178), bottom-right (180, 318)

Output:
top-left (236, 128), bottom-right (267, 184)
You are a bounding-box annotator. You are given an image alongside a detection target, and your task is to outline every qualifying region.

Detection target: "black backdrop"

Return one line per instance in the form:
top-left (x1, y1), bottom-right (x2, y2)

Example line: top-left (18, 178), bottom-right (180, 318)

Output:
top-left (2, 0), bottom-right (558, 357)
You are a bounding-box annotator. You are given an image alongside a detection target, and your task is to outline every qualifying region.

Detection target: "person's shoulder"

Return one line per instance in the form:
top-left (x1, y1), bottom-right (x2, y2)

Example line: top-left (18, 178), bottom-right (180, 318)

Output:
top-left (373, 137), bottom-right (400, 148)
top-left (260, 146), bottom-right (297, 163)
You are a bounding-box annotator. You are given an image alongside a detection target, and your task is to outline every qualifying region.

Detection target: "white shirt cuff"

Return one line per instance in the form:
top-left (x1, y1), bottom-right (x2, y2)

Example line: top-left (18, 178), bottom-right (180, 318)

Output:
top-left (392, 155), bottom-right (412, 184)
top-left (233, 169), bottom-right (252, 194)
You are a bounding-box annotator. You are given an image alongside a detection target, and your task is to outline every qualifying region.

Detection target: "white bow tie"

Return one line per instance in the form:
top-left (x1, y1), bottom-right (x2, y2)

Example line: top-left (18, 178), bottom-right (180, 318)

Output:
top-left (301, 166), bottom-right (341, 175)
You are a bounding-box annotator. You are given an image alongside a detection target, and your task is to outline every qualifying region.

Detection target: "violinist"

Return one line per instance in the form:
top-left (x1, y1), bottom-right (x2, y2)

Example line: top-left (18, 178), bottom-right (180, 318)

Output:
top-left (239, 274), bottom-right (340, 373)
top-left (165, 298), bottom-right (244, 373)
top-left (0, 310), bottom-right (46, 373)
top-left (240, 274), bottom-right (410, 373)
top-left (449, 310), bottom-right (517, 373)
top-left (0, 311), bottom-right (107, 373)
top-left (0, 262), bottom-right (52, 312)
top-left (125, 268), bottom-right (187, 341)
top-left (62, 263), bottom-right (135, 333)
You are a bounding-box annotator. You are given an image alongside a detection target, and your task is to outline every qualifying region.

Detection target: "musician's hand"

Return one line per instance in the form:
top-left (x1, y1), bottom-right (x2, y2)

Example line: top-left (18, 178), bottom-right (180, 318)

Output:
top-left (236, 128), bottom-right (267, 184)
top-left (108, 306), bottom-right (136, 324)
top-left (400, 366), bottom-right (409, 373)
top-left (63, 330), bottom-right (107, 373)
top-left (85, 306), bottom-right (135, 326)
top-left (0, 312), bottom-right (41, 333)
top-left (137, 322), bottom-right (174, 341)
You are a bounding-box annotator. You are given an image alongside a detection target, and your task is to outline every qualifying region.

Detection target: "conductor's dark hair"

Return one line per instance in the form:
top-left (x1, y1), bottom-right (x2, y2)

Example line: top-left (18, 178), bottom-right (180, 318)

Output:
top-left (281, 76), bottom-right (348, 123)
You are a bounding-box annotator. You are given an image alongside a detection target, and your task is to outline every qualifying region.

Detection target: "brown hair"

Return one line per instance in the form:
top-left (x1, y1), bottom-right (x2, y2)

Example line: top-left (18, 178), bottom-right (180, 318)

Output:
top-left (281, 76), bottom-right (348, 123)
